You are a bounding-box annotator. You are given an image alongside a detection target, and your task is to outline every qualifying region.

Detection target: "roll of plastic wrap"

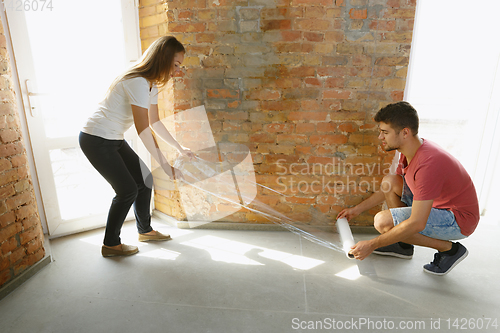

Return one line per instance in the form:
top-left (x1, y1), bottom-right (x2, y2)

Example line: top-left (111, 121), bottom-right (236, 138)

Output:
top-left (336, 218), bottom-right (355, 259)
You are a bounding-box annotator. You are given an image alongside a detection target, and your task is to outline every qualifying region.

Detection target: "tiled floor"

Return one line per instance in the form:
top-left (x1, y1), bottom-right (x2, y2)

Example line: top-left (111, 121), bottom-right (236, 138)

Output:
top-left (1, 216), bottom-right (499, 333)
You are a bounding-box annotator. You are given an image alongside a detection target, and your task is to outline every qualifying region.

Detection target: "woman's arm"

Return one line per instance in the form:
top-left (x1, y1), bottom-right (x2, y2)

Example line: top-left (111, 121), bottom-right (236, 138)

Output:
top-left (132, 105), bottom-right (178, 179)
top-left (148, 104), bottom-right (195, 158)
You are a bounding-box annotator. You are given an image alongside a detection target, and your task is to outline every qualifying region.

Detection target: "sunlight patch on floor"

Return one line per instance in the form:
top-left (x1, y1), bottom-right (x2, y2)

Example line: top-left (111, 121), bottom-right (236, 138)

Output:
top-left (182, 235), bottom-right (325, 270)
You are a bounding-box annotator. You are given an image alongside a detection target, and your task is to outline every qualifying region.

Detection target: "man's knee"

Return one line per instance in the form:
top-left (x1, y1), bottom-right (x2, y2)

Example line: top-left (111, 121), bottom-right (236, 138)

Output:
top-left (380, 174), bottom-right (403, 195)
top-left (374, 210), bottom-right (394, 233)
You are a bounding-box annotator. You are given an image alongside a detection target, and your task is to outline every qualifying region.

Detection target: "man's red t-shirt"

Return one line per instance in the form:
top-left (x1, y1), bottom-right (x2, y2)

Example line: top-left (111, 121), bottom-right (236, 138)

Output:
top-left (396, 139), bottom-right (480, 236)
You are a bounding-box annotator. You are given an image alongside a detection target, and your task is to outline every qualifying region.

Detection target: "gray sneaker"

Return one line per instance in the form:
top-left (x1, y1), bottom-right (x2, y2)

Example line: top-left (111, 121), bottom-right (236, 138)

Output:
top-left (373, 242), bottom-right (414, 259)
top-left (423, 242), bottom-right (468, 276)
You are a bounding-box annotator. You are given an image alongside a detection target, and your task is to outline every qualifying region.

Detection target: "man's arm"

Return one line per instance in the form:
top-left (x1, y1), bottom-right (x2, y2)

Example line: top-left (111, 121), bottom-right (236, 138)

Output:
top-left (337, 190), bottom-right (386, 220)
top-left (350, 199), bottom-right (433, 260)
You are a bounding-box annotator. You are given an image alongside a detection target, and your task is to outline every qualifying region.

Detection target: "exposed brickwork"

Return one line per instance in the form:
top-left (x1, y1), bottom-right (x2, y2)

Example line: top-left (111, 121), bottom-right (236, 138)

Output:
top-left (139, 0), bottom-right (416, 226)
top-left (0, 18), bottom-right (45, 288)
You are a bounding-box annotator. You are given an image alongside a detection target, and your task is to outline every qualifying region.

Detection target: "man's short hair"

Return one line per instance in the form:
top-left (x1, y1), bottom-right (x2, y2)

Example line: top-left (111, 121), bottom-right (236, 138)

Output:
top-left (374, 101), bottom-right (419, 135)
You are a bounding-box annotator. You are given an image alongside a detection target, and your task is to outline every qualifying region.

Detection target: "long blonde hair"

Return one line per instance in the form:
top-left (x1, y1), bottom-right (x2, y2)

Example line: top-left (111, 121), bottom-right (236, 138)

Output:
top-left (107, 36), bottom-right (185, 95)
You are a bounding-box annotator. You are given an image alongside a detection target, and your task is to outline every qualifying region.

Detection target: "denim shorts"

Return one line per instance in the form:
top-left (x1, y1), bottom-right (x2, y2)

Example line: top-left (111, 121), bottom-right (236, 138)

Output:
top-left (389, 179), bottom-right (466, 241)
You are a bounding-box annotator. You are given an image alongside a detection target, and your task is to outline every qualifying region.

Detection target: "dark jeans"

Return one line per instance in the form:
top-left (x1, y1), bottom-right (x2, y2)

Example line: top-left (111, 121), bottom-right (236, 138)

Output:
top-left (79, 132), bottom-right (153, 246)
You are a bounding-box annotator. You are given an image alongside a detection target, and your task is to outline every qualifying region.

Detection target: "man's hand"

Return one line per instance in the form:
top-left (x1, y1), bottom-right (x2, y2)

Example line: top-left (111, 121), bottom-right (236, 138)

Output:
top-left (349, 240), bottom-right (376, 261)
top-left (337, 206), bottom-right (361, 221)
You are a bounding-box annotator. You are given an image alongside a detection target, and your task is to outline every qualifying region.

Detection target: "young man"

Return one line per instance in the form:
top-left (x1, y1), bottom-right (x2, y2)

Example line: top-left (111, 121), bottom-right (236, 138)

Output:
top-left (337, 101), bottom-right (479, 275)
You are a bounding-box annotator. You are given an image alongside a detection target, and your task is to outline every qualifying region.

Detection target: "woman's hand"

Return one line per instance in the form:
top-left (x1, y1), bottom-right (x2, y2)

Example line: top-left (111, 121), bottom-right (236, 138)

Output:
top-left (179, 147), bottom-right (196, 160)
top-left (161, 164), bottom-right (184, 181)
top-left (172, 167), bottom-right (185, 181)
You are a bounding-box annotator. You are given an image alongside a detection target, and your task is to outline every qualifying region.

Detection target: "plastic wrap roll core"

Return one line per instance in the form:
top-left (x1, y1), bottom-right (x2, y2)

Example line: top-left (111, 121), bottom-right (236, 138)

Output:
top-left (336, 218), bottom-right (355, 259)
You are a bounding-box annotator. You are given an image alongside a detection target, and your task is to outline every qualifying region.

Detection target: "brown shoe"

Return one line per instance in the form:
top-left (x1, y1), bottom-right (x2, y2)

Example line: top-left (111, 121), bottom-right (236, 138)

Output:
top-left (101, 244), bottom-right (139, 257)
top-left (138, 230), bottom-right (172, 242)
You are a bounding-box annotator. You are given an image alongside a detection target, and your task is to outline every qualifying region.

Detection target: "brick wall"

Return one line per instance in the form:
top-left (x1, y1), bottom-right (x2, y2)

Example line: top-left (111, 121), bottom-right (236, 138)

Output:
top-left (0, 18), bottom-right (45, 288)
top-left (139, 0), bottom-right (416, 226)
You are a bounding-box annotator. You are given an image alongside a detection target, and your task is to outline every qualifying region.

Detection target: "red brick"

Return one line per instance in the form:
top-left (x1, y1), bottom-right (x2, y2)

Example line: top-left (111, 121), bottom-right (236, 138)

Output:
top-left (178, 10), bottom-right (193, 20)
top-left (15, 202), bottom-right (37, 221)
top-left (316, 123), bottom-right (337, 132)
top-left (0, 219), bottom-right (22, 243)
top-left (325, 31), bottom-right (345, 42)
top-left (168, 0), bottom-right (206, 9)
top-left (310, 135), bottom-right (348, 145)
top-left (168, 22), bottom-right (206, 33)
top-left (261, 20), bottom-right (292, 31)
top-left (301, 100), bottom-right (321, 111)
top-left (391, 90), bottom-right (404, 101)
top-left (207, 89), bottom-right (239, 99)
top-left (338, 122), bottom-right (358, 132)
top-left (374, 56), bottom-right (409, 66)
top-left (317, 67), bottom-right (348, 77)
top-left (325, 78), bottom-right (345, 88)
top-left (289, 111), bottom-right (328, 121)
top-left (304, 32), bottom-right (324, 42)
top-left (281, 31), bottom-right (302, 42)
top-left (0, 211), bottom-right (15, 228)
top-left (295, 19), bottom-right (330, 31)
top-left (0, 255), bottom-right (10, 272)
top-left (296, 123), bottom-right (316, 133)
top-left (349, 8), bottom-right (367, 20)
top-left (9, 154), bottom-right (27, 168)
top-left (196, 33), bottom-right (216, 43)
top-left (265, 123), bottom-right (295, 133)
top-left (292, 0), bottom-right (333, 5)
top-left (261, 8), bottom-right (288, 20)
top-left (6, 191), bottom-right (32, 210)
top-left (0, 185), bottom-right (15, 200)
top-left (9, 246), bottom-right (25, 264)
top-left (0, 129), bottom-right (20, 143)
top-left (245, 90), bottom-right (280, 101)
top-left (304, 78), bottom-right (321, 87)
top-left (0, 142), bottom-right (23, 158)
top-left (369, 20), bottom-right (397, 31)
top-left (250, 133), bottom-right (275, 143)
top-left (277, 134), bottom-right (308, 144)
top-left (1, 236), bottom-right (18, 255)
top-left (383, 8), bottom-right (415, 19)
top-left (0, 103), bottom-right (13, 117)
top-left (323, 90), bottom-right (352, 99)
top-left (21, 214), bottom-right (40, 231)
top-left (289, 67), bottom-right (316, 77)
top-left (284, 196), bottom-right (316, 204)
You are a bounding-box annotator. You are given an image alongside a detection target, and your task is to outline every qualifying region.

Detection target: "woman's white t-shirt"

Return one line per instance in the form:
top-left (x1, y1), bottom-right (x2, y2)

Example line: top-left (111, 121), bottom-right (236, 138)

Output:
top-left (82, 77), bottom-right (158, 140)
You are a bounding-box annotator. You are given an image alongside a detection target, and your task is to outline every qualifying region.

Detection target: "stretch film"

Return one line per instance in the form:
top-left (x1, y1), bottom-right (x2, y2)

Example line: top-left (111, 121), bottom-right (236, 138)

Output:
top-left (155, 105), bottom-right (349, 256)
top-left (172, 153), bottom-right (346, 255)
top-left (336, 218), bottom-right (356, 259)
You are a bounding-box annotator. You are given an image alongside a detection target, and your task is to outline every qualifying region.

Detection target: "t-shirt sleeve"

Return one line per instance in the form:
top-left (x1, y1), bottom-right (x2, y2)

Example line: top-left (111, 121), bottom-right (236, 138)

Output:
top-left (122, 77), bottom-right (150, 109)
top-left (412, 160), bottom-right (445, 201)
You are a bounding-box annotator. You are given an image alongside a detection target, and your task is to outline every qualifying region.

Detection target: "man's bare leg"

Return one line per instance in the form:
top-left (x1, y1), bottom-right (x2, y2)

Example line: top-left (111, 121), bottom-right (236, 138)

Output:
top-left (380, 174), bottom-right (406, 209)
top-left (373, 204), bottom-right (452, 252)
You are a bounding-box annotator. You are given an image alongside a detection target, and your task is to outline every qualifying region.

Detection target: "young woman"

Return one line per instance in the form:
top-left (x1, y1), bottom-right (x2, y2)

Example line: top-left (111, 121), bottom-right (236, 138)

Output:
top-left (79, 36), bottom-right (194, 257)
